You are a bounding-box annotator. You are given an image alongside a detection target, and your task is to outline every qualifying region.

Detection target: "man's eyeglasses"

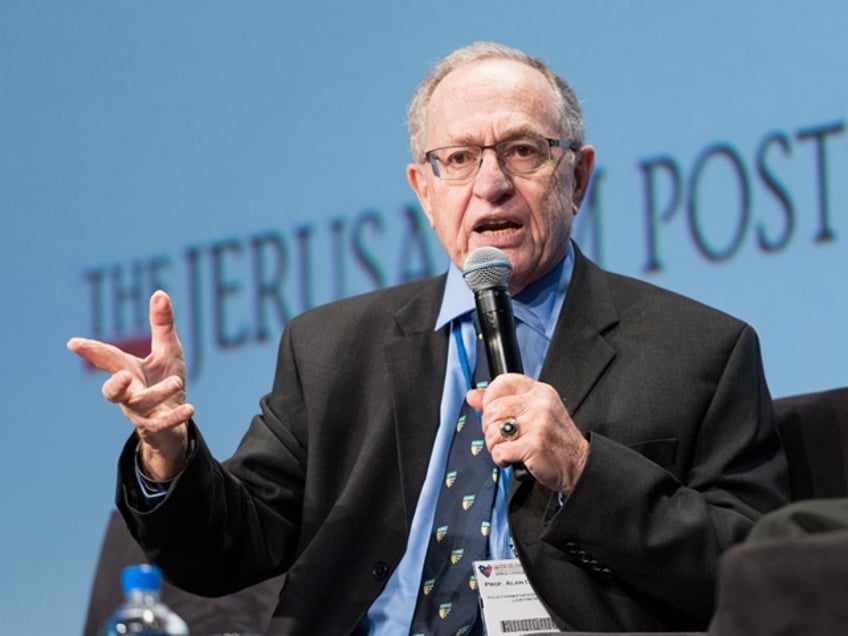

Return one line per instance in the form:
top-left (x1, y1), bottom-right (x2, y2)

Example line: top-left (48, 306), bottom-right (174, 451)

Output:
top-left (424, 134), bottom-right (580, 182)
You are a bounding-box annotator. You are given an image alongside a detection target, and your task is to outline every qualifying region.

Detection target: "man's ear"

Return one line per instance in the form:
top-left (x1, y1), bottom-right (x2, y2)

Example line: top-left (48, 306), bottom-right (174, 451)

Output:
top-left (571, 146), bottom-right (595, 209)
top-left (407, 163), bottom-right (435, 227)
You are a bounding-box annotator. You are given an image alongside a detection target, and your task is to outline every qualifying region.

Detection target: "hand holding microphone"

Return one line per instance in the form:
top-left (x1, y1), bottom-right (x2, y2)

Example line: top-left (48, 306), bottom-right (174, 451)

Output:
top-left (462, 246), bottom-right (530, 481)
top-left (462, 246), bottom-right (589, 492)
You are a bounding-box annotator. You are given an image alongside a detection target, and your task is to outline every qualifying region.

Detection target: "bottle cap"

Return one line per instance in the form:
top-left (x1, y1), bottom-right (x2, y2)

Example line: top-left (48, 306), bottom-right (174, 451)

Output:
top-left (121, 564), bottom-right (162, 593)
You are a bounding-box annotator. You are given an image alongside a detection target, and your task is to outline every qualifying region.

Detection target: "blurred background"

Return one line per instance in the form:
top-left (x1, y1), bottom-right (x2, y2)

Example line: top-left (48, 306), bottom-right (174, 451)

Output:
top-left (1, 1), bottom-right (846, 632)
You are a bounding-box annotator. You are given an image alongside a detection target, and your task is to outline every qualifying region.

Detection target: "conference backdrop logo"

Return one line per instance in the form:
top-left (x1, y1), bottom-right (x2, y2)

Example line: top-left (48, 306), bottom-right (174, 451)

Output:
top-left (79, 204), bottom-right (439, 379)
top-left (77, 115), bottom-right (844, 379)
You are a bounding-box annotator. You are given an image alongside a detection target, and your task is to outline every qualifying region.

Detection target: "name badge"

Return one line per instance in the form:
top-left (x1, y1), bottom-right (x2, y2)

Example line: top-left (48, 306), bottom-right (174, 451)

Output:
top-left (472, 558), bottom-right (560, 635)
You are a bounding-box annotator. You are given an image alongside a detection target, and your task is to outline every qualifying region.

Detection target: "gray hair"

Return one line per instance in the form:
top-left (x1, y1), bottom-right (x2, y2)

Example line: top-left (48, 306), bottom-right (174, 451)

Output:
top-left (406, 41), bottom-right (586, 162)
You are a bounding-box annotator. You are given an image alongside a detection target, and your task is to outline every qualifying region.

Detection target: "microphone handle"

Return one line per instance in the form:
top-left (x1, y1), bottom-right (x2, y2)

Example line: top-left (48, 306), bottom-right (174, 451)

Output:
top-left (474, 286), bottom-right (530, 481)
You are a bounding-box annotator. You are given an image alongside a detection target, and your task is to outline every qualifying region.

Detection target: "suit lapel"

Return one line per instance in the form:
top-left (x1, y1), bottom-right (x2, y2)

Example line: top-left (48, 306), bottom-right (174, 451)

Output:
top-left (383, 277), bottom-right (450, 530)
top-left (510, 245), bottom-right (620, 508)
top-left (540, 245), bottom-right (619, 425)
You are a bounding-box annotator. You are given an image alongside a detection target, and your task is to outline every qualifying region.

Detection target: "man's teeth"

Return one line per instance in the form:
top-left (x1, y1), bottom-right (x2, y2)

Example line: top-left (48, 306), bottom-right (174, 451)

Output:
top-left (477, 221), bottom-right (519, 234)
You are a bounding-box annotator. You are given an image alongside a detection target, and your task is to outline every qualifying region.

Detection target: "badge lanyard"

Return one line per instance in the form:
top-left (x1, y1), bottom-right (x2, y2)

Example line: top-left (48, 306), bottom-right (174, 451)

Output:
top-left (452, 319), bottom-right (475, 393)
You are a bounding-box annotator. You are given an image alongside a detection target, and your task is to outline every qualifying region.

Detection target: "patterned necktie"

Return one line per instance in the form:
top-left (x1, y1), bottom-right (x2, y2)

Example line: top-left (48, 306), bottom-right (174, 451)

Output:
top-left (410, 322), bottom-right (498, 636)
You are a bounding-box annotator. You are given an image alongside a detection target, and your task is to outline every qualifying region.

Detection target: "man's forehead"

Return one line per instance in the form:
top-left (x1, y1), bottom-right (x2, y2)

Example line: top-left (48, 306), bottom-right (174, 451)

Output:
top-left (426, 59), bottom-right (561, 142)
top-left (434, 57), bottom-right (546, 97)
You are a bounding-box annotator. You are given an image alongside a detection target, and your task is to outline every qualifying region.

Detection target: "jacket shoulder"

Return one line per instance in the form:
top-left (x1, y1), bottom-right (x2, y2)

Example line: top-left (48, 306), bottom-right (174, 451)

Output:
top-left (582, 255), bottom-right (750, 335)
top-left (285, 275), bottom-right (446, 340)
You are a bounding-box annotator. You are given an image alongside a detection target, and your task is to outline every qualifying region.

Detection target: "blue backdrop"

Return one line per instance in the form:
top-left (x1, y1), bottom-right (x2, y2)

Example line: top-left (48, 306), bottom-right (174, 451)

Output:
top-left (1, 1), bottom-right (846, 632)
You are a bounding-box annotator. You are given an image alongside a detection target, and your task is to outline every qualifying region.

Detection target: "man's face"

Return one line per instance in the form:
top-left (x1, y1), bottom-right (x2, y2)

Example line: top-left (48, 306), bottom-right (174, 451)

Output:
top-left (407, 58), bottom-right (594, 293)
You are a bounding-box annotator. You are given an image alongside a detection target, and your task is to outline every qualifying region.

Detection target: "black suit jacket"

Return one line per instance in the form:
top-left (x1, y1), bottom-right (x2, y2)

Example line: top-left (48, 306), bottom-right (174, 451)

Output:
top-left (117, 245), bottom-right (788, 633)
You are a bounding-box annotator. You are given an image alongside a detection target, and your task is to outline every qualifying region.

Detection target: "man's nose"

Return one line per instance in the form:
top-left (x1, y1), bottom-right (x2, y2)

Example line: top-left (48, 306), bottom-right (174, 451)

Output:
top-left (473, 149), bottom-right (513, 198)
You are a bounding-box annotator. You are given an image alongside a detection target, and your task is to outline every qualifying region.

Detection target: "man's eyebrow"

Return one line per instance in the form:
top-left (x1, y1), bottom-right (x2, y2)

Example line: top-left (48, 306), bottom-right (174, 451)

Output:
top-left (437, 127), bottom-right (546, 148)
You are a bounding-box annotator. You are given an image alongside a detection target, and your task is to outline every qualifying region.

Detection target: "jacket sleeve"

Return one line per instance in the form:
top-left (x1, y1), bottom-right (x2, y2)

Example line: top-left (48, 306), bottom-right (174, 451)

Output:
top-left (115, 324), bottom-right (309, 597)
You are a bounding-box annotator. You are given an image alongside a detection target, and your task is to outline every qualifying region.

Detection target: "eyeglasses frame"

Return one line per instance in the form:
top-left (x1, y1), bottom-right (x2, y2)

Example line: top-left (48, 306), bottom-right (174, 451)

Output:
top-left (423, 135), bottom-right (582, 181)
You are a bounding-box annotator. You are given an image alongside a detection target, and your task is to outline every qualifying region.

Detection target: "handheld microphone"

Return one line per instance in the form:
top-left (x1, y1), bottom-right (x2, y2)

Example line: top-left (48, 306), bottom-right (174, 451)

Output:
top-left (463, 246), bottom-right (530, 481)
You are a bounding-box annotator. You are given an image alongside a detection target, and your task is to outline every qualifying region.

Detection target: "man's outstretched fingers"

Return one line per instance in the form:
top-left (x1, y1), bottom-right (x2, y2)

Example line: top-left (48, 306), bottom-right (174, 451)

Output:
top-left (102, 370), bottom-right (135, 403)
top-left (133, 404), bottom-right (195, 434)
top-left (67, 338), bottom-right (134, 375)
top-left (125, 376), bottom-right (185, 416)
top-left (148, 291), bottom-right (183, 357)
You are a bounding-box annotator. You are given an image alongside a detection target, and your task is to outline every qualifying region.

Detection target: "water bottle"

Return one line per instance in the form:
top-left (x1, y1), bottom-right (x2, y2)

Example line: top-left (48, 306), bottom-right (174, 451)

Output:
top-left (104, 563), bottom-right (189, 635)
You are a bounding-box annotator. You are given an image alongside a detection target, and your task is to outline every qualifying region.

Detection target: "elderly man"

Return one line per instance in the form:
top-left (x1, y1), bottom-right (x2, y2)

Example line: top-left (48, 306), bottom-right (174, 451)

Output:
top-left (69, 42), bottom-right (787, 634)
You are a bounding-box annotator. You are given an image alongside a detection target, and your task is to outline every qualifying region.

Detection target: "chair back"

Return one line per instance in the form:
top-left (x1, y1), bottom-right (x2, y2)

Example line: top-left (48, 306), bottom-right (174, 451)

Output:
top-left (773, 387), bottom-right (848, 500)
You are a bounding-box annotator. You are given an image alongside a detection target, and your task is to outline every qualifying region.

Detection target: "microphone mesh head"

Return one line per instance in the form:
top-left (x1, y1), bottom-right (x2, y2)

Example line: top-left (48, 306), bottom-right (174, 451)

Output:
top-left (462, 246), bottom-right (513, 291)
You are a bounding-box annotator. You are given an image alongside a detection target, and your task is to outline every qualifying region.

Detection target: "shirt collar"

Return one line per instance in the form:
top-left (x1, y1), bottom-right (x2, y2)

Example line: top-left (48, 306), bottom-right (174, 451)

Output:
top-left (435, 242), bottom-right (575, 335)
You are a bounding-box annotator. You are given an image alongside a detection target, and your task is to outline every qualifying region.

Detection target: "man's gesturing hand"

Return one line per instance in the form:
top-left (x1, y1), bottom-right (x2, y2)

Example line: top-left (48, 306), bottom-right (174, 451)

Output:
top-left (67, 290), bottom-right (194, 481)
